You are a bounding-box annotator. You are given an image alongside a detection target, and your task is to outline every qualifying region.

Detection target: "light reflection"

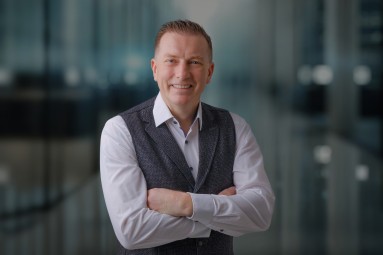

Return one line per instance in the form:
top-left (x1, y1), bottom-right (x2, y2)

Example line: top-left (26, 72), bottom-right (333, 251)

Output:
top-left (0, 165), bottom-right (11, 184)
top-left (314, 145), bottom-right (332, 164)
top-left (355, 164), bottom-right (369, 181)
top-left (124, 72), bottom-right (139, 85)
top-left (64, 68), bottom-right (81, 86)
top-left (0, 69), bottom-right (13, 86)
top-left (353, 65), bottom-right (371, 86)
top-left (312, 65), bottom-right (333, 85)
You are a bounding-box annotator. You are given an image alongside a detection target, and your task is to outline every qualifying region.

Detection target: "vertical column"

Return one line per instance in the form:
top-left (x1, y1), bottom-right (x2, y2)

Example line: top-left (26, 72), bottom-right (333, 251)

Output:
top-left (324, 2), bottom-right (360, 254)
top-left (274, 0), bottom-right (297, 97)
top-left (324, 0), bottom-right (359, 137)
top-left (275, 1), bottom-right (303, 254)
top-left (326, 136), bottom-right (359, 255)
top-left (254, 0), bottom-right (276, 93)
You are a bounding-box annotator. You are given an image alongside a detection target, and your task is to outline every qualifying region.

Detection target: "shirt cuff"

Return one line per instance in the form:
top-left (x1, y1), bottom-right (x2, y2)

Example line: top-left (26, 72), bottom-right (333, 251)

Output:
top-left (187, 193), bottom-right (214, 225)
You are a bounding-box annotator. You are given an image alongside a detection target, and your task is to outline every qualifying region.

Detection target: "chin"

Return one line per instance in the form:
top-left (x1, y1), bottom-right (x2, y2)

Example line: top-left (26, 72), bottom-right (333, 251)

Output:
top-left (170, 96), bottom-right (194, 106)
top-left (172, 99), bottom-right (191, 106)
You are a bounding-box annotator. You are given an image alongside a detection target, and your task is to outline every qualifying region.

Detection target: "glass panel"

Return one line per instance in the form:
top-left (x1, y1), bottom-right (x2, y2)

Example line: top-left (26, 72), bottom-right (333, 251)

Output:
top-left (0, 0), bottom-right (382, 254)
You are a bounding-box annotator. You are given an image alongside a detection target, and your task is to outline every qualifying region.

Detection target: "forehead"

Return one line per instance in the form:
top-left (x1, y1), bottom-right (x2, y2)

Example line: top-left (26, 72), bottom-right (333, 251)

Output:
top-left (156, 32), bottom-right (210, 58)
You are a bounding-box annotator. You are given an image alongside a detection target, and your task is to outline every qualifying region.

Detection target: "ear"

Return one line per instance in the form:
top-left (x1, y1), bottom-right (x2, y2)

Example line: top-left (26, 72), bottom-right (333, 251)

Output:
top-left (151, 58), bottom-right (157, 81)
top-left (206, 62), bottom-right (215, 84)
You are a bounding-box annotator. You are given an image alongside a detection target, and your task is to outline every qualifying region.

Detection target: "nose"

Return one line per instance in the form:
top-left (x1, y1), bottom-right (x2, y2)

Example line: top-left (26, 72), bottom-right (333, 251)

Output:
top-left (175, 61), bottom-right (190, 79)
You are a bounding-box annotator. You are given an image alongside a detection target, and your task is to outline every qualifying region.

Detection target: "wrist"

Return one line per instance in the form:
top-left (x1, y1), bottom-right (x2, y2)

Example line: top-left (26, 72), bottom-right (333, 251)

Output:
top-left (178, 192), bottom-right (193, 217)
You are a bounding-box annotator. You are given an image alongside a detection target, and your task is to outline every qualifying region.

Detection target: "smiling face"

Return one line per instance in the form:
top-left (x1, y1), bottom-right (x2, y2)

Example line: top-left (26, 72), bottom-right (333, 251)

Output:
top-left (151, 32), bottom-right (214, 112)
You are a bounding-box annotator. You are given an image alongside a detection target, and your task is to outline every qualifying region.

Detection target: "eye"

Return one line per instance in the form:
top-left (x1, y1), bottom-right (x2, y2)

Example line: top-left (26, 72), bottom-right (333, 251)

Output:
top-left (165, 58), bottom-right (175, 63)
top-left (190, 60), bottom-right (201, 65)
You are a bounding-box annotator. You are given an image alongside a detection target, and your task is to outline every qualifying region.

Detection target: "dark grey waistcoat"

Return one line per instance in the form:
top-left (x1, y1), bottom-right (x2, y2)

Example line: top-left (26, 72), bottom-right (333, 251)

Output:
top-left (118, 97), bottom-right (236, 255)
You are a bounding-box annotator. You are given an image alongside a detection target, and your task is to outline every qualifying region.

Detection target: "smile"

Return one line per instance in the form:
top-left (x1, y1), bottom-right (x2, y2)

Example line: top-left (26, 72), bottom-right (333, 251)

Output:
top-left (172, 84), bottom-right (192, 89)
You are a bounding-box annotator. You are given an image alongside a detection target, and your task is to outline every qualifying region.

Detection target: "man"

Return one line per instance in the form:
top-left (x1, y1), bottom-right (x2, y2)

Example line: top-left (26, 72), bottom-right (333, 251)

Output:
top-left (100, 20), bottom-right (275, 255)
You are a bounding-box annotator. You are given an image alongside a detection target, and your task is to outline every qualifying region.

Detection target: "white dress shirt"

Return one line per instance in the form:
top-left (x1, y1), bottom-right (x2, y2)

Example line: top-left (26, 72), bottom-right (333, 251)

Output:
top-left (100, 93), bottom-right (275, 250)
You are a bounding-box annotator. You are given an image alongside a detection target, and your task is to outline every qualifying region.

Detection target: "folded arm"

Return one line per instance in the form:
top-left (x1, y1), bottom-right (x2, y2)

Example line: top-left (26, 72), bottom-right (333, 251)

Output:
top-left (147, 186), bottom-right (236, 217)
top-left (147, 113), bottom-right (275, 237)
top-left (100, 117), bottom-right (211, 250)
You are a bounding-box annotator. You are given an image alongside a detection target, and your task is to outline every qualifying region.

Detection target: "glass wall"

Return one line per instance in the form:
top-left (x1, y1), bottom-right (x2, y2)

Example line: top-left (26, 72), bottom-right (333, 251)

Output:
top-left (0, 0), bottom-right (382, 254)
top-left (0, 0), bottom-right (160, 228)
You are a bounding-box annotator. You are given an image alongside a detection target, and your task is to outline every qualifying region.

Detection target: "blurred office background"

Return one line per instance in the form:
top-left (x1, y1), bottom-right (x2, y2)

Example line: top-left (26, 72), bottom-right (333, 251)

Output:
top-left (0, 0), bottom-right (382, 254)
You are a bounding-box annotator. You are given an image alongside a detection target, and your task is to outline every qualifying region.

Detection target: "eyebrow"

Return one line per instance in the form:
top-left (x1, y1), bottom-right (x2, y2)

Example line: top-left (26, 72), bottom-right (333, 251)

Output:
top-left (163, 54), bottom-right (205, 61)
top-left (189, 56), bottom-right (204, 60)
top-left (163, 54), bottom-right (177, 58)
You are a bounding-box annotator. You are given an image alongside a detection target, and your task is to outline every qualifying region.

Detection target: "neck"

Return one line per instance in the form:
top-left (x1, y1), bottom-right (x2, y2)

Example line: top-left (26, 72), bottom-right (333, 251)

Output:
top-left (169, 104), bottom-right (198, 135)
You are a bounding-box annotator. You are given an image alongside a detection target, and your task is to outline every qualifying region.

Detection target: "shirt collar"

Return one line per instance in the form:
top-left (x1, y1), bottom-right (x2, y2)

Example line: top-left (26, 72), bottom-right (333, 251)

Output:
top-left (153, 93), bottom-right (203, 131)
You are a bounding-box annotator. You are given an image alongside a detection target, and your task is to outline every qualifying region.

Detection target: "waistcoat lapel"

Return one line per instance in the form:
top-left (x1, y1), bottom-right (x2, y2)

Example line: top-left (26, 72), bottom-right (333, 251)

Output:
top-left (195, 105), bottom-right (219, 192)
top-left (144, 112), bottom-right (196, 188)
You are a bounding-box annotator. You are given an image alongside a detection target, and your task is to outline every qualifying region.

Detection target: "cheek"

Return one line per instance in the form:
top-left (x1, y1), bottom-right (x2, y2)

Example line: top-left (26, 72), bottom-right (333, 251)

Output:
top-left (158, 68), bottom-right (173, 80)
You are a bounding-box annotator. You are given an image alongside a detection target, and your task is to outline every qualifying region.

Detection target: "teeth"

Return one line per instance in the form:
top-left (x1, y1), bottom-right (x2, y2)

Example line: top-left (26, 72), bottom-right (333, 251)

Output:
top-left (172, 84), bottom-right (191, 89)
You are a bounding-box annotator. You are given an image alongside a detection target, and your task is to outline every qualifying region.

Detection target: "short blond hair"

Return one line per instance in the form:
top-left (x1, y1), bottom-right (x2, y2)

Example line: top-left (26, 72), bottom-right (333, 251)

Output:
top-left (154, 19), bottom-right (213, 61)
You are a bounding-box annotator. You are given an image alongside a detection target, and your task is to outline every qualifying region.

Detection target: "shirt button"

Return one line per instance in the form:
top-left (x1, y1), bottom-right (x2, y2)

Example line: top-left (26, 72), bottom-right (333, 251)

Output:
top-left (185, 140), bottom-right (189, 144)
top-left (189, 167), bottom-right (193, 171)
top-left (173, 120), bottom-right (177, 125)
top-left (198, 241), bottom-right (203, 246)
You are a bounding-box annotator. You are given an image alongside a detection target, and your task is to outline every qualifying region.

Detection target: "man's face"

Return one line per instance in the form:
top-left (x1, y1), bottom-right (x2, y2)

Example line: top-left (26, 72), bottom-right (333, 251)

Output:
top-left (151, 32), bottom-right (214, 111)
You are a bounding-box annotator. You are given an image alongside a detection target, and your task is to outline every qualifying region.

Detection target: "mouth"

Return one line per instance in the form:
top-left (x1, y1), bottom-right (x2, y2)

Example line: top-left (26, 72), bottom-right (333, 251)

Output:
top-left (171, 84), bottom-right (192, 89)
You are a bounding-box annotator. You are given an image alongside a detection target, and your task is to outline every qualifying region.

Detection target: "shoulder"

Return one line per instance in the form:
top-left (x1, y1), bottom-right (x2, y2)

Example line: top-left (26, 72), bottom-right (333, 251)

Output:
top-left (102, 115), bottom-right (129, 137)
top-left (118, 97), bottom-right (156, 127)
top-left (229, 112), bottom-right (257, 147)
top-left (229, 112), bottom-right (248, 129)
top-left (120, 97), bottom-right (155, 117)
top-left (102, 97), bottom-right (155, 138)
top-left (201, 102), bottom-right (232, 123)
top-left (201, 102), bottom-right (249, 129)
top-left (201, 102), bottom-right (230, 114)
